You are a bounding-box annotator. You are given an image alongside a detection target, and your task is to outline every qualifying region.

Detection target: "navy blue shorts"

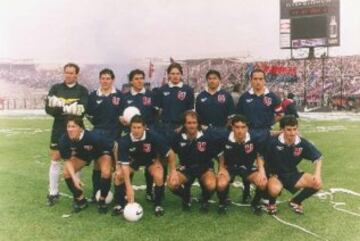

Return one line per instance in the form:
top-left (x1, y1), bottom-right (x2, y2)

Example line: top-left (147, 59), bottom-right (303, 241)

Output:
top-left (228, 165), bottom-right (257, 182)
top-left (278, 171), bottom-right (304, 191)
top-left (177, 164), bottom-right (213, 183)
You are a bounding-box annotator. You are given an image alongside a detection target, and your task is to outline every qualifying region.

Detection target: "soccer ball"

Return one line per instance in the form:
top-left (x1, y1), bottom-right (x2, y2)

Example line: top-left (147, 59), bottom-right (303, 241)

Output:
top-left (123, 106), bottom-right (141, 123)
top-left (95, 190), bottom-right (113, 204)
top-left (123, 202), bottom-right (143, 222)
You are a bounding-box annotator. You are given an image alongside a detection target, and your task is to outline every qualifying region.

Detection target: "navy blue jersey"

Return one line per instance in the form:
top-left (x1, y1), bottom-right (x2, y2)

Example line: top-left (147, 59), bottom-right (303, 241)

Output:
top-left (171, 129), bottom-right (224, 169)
top-left (265, 134), bottom-right (322, 175)
top-left (196, 88), bottom-right (235, 127)
top-left (121, 88), bottom-right (157, 125)
top-left (117, 129), bottom-right (170, 167)
top-left (236, 88), bottom-right (282, 129)
top-left (155, 82), bottom-right (194, 124)
top-left (59, 130), bottom-right (114, 162)
top-left (221, 131), bottom-right (260, 169)
top-left (86, 88), bottom-right (123, 132)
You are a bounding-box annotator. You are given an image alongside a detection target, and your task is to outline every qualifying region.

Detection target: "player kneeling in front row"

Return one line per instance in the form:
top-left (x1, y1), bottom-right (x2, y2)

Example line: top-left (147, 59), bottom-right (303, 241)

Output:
top-left (113, 115), bottom-right (177, 216)
top-left (59, 116), bottom-right (114, 213)
top-left (217, 115), bottom-right (268, 214)
top-left (167, 111), bottom-right (222, 212)
top-left (266, 115), bottom-right (322, 215)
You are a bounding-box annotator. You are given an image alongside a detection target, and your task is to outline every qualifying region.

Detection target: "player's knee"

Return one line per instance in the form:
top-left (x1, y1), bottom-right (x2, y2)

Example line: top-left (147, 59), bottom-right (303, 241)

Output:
top-left (50, 152), bottom-right (61, 161)
top-left (268, 183), bottom-right (282, 197)
top-left (203, 178), bottom-right (216, 191)
top-left (217, 177), bottom-right (229, 191)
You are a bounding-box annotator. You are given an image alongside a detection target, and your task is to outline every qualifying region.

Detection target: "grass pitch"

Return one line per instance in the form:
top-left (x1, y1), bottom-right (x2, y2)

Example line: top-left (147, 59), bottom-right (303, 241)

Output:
top-left (0, 115), bottom-right (360, 241)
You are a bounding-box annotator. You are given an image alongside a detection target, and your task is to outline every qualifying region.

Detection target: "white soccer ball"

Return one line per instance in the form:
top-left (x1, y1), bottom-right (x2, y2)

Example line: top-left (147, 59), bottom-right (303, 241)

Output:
top-left (95, 190), bottom-right (113, 204)
top-left (123, 106), bottom-right (141, 123)
top-left (123, 202), bottom-right (143, 222)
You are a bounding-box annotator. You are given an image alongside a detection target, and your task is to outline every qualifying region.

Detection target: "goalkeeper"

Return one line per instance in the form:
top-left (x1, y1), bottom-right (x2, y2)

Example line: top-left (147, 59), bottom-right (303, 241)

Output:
top-left (45, 63), bottom-right (89, 206)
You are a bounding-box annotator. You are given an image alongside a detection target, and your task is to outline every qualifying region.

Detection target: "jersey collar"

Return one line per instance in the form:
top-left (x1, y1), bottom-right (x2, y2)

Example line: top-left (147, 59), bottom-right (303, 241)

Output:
top-left (278, 133), bottom-right (301, 145)
top-left (130, 130), bottom-right (147, 142)
top-left (181, 130), bottom-right (204, 140)
top-left (96, 87), bottom-right (116, 96)
top-left (130, 87), bottom-right (146, 96)
top-left (65, 82), bottom-right (77, 88)
top-left (228, 131), bottom-right (250, 143)
top-left (79, 130), bottom-right (85, 141)
top-left (248, 87), bottom-right (269, 95)
top-left (168, 81), bottom-right (184, 88)
top-left (205, 85), bottom-right (221, 94)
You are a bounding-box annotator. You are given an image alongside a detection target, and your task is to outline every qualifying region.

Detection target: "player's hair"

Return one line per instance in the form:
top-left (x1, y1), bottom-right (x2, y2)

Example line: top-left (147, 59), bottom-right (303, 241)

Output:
top-left (130, 115), bottom-right (146, 127)
top-left (182, 110), bottom-right (202, 131)
top-left (65, 115), bottom-right (85, 129)
top-left (167, 63), bottom-right (183, 75)
top-left (250, 68), bottom-right (266, 80)
top-left (206, 69), bottom-right (221, 80)
top-left (128, 69), bottom-right (145, 82)
top-left (231, 114), bottom-right (249, 127)
top-left (99, 68), bottom-right (115, 79)
top-left (280, 115), bottom-right (298, 129)
top-left (64, 63), bottom-right (80, 74)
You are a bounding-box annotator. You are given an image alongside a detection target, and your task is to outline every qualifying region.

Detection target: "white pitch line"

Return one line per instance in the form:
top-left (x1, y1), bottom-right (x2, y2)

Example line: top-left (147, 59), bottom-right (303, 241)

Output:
top-left (272, 215), bottom-right (328, 241)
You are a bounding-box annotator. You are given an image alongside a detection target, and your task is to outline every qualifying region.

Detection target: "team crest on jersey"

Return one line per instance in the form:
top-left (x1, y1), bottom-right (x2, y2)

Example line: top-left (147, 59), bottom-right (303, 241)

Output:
top-left (83, 145), bottom-right (93, 151)
top-left (217, 94), bottom-right (226, 103)
top-left (263, 96), bottom-right (272, 106)
top-left (143, 143), bottom-right (152, 153)
top-left (177, 91), bottom-right (186, 101)
top-left (244, 143), bottom-right (254, 154)
top-left (112, 96), bottom-right (120, 106)
top-left (197, 142), bottom-right (207, 152)
top-left (142, 96), bottom-right (152, 106)
top-left (293, 147), bottom-right (303, 156)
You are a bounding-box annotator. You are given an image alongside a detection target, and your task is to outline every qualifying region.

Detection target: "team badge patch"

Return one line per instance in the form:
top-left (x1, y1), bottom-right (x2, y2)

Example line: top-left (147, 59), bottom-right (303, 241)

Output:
top-left (177, 91), bottom-right (186, 101)
top-left (197, 142), bottom-right (207, 152)
top-left (244, 143), bottom-right (254, 154)
top-left (263, 96), bottom-right (272, 106)
top-left (112, 96), bottom-right (120, 106)
top-left (142, 96), bottom-right (152, 106)
top-left (143, 143), bottom-right (152, 153)
top-left (217, 94), bottom-right (226, 103)
top-left (293, 147), bottom-right (303, 156)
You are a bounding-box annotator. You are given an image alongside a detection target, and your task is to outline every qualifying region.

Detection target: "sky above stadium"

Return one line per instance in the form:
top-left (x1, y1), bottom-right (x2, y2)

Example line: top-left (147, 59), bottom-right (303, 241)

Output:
top-left (0, 0), bottom-right (359, 63)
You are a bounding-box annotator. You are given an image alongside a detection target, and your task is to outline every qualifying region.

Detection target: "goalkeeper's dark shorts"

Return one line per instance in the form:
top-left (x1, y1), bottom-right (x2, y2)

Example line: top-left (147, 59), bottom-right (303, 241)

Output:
top-left (50, 121), bottom-right (66, 150)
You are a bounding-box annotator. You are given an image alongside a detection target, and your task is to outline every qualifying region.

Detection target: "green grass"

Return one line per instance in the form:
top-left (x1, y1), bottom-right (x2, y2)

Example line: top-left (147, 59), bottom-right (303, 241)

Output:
top-left (1, 116), bottom-right (360, 241)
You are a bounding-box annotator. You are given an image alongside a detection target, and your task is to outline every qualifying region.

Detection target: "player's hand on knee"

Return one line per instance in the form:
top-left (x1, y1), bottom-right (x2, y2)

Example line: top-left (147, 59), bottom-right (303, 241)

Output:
top-left (73, 176), bottom-right (84, 190)
top-left (168, 170), bottom-right (179, 187)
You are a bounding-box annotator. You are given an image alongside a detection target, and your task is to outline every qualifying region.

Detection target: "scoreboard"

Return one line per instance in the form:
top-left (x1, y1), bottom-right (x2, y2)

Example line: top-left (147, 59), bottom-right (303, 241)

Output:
top-left (280, 0), bottom-right (340, 49)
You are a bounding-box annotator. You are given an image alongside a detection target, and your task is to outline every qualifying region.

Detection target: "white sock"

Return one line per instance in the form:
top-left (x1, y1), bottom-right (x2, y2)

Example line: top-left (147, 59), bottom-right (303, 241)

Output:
top-left (49, 160), bottom-right (61, 195)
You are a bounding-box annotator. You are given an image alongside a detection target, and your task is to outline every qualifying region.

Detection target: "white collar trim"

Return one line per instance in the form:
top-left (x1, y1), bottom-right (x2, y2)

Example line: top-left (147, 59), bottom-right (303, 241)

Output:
top-left (248, 87), bottom-right (269, 95)
top-left (96, 87), bottom-right (116, 96)
top-left (168, 82), bottom-right (184, 88)
top-left (79, 130), bottom-right (85, 141)
top-left (181, 130), bottom-right (203, 140)
top-left (205, 85), bottom-right (221, 94)
top-left (130, 131), bottom-right (147, 142)
top-left (130, 87), bottom-right (146, 96)
top-left (278, 133), bottom-right (301, 145)
top-left (228, 131), bottom-right (250, 143)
